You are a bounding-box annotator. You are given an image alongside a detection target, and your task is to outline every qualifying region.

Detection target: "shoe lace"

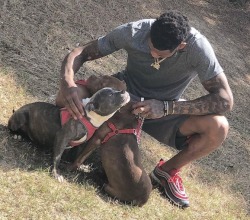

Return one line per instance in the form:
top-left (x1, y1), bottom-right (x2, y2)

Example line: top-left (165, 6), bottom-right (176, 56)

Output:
top-left (168, 173), bottom-right (184, 191)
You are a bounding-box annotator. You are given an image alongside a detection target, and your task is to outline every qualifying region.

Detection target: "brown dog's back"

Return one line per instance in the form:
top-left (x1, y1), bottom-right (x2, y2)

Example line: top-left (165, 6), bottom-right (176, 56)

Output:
top-left (101, 133), bottom-right (152, 206)
top-left (75, 102), bottom-right (152, 206)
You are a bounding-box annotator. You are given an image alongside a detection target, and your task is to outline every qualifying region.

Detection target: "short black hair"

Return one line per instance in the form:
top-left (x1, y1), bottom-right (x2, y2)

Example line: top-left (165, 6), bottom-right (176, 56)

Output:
top-left (150, 10), bottom-right (191, 51)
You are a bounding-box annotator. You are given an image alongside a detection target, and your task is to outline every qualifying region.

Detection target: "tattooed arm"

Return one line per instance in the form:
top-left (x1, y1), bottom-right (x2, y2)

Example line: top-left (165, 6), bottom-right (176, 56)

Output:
top-left (132, 73), bottom-right (234, 119)
top-left (59, 40), bottom-right (104, 119)
top-left (173, 73), bottom-right (234, 115)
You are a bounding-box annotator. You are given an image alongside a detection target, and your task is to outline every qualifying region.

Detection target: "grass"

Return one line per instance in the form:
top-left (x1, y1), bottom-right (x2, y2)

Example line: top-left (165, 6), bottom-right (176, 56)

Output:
top-left (0, 68), bottom-right (249, 220)
top-left (0, 166), bottom-right (247, 220)
top-left (0, 164), bottom-right (248, 220)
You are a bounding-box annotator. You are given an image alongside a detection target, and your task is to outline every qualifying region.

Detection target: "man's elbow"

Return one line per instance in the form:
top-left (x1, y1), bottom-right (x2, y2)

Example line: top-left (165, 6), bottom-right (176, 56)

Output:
top-left (228, 96), bottom-right (234, 112)
top-left (223, 95), bottom-right (234, 113)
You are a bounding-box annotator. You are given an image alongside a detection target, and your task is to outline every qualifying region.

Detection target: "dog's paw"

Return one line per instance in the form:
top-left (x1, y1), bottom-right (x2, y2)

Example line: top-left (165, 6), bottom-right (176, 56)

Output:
top-left (56, 175), bottom-right (64, 183)
top-left (52, 169), bottom-right (64, 183)
top-left (13, 134), bottom-right (22, 140)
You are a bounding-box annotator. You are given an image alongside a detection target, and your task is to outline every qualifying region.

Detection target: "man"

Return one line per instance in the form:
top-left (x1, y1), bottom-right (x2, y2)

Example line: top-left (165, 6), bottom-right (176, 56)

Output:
top-left (57, 10), bottom-right (233, 208)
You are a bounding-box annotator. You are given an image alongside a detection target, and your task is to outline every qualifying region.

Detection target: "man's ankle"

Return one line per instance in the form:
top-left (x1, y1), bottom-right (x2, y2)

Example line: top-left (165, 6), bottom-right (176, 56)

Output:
top-left (160, 163), bottom-right (179, 174)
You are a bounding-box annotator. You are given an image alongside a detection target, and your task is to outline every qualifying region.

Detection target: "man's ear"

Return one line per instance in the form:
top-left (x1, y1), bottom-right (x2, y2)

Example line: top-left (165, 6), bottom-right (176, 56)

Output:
top-left (178, 42), bottom-right (187, 50)
top-left (122, 80), bottom-right (127, 90)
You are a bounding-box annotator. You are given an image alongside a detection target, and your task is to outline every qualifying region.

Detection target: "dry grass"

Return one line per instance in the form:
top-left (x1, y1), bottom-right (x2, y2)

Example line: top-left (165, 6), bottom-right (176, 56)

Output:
top-left (0, 68), bottom-right (249, 219)
top-left (0, 0), bottom-right (250, 219)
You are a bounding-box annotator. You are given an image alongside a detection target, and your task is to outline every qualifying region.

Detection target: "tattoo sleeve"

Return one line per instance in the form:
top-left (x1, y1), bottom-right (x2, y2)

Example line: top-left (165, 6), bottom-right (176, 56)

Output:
top-left (71, 40), bottom-right (103, 72)
top-left (173, 73), bottom-right (234, 115)
top-left (60, 40), bottom-right (104, 85)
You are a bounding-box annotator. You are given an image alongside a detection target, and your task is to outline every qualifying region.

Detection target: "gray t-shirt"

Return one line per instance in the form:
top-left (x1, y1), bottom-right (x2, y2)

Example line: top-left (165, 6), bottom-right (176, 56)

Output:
top-left (98, 19), bottom-right (223, 100)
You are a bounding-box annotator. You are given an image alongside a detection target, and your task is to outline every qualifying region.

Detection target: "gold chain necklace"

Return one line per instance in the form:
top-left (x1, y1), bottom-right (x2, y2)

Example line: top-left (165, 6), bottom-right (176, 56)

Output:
top-left (151, 57), bottom-right (167, 70)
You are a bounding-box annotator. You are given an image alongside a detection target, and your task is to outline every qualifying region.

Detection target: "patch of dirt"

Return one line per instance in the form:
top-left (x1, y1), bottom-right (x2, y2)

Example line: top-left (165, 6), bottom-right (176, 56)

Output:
top-left (0, 0), bottom-right (250, 212)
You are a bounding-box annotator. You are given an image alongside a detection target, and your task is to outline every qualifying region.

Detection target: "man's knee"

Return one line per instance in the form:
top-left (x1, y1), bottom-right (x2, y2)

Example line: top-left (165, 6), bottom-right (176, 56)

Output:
top-left (196, 115), bottom-right (229, 151)
top-left (180, 115), bottom-right (229, 149)
top-left (207, 115), bottom-right (229, 141)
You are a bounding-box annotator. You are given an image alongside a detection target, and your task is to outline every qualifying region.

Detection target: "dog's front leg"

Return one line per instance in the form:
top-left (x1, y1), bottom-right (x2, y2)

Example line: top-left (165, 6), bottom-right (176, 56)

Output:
top-left (52, 134), bottom-right (69, 183)
top-left (52, 120), bottom-right (86, 182)
top-left (70, 135), bottom-right (102, 170)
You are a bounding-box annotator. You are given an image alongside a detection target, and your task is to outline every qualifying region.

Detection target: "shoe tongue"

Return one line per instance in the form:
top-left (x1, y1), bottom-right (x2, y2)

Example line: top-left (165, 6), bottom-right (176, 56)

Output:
top-left (159, 159), bottom-right (165, 167)
top-left (168, 169), bottom-right (180, 177)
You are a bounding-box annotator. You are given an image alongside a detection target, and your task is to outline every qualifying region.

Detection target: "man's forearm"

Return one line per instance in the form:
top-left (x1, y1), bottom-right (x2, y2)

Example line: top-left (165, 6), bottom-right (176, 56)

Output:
top-left (133, 73), bottom-right (233, 119)
top-left (173, 93), bottom-right (232, 116)
top-left (172, 73), bottom-right (234, 116)
top-left (132, 92), bottom-right (232, 119)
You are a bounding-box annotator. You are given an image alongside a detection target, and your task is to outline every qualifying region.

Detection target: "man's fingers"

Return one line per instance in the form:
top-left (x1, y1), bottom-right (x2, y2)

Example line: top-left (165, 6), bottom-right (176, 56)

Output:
top-left (63, 87), bottom-right (85, 120)
top-left (132, 107), bottom-right (142, 115)
top-left (133, 106), bottom-right (150, 116)
top-left (132, 101), bottom-right (147, 114)
top-left (132, 99), bottom-right (164, 119)
top-left (67, 98), bottom-right (84, 120)
top-left (65, 104), bottom-right (78, 120)
top-left (132, 101), bottom-right (146, 109)
top-left (71, 93), bottom-right (85, 116)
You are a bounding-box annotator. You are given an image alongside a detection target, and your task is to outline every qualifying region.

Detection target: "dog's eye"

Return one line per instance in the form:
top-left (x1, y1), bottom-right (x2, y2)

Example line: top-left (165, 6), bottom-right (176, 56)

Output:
top-left (109, 92), bottom-right (114, 96)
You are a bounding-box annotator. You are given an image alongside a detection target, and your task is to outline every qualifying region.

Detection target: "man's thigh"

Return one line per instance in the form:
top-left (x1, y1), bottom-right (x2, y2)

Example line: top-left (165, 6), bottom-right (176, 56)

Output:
top-left (179, 114), bottom-right (229, 137)
top-left (142, 115), bottom-right (190, 149)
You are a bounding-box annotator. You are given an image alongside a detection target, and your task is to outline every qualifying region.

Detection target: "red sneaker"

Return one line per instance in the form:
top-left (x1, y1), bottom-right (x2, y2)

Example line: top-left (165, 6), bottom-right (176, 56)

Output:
top-left (150, 159), bottom-right (190, 208)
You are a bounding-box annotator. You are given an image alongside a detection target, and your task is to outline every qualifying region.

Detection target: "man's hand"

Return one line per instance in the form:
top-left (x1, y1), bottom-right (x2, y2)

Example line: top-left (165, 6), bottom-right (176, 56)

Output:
top-left (61, 85), bottom-right (84, 120)
top-left (58, 40), bottom-right (105, 119)
top-left (132, 99), bottom-right (164, 119)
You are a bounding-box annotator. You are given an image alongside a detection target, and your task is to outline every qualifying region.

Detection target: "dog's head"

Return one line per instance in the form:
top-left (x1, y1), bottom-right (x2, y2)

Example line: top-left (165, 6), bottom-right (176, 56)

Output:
top-left (85, 87), bottom-right (130, 116)
top-left (86, 75), bottom-right (127, 95)
top-left (8, 109), bottom-right (29, 133)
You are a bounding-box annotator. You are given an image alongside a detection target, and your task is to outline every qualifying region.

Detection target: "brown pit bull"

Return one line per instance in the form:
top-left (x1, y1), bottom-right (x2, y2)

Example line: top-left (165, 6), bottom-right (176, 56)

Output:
top-left (70, 102), bottom-right (152, 206)
top-left (8, 86), bottom-right (130, 182)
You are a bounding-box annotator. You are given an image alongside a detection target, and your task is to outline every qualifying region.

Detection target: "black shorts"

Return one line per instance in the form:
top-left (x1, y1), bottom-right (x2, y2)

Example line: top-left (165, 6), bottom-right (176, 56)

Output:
top-left (142, 115), bottom-right (190, 150)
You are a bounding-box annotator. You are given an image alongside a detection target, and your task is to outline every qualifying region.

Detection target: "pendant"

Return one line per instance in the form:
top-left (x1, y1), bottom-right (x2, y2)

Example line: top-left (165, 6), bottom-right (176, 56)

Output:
top-left (151, 62), bottom-right (160, 70)
top-left (151, 57), bottom-right (166, 70)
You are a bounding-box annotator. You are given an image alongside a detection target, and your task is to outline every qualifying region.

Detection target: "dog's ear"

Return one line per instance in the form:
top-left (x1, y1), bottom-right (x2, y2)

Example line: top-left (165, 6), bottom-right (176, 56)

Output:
top-left (85, 102), bottom-right (97, 112)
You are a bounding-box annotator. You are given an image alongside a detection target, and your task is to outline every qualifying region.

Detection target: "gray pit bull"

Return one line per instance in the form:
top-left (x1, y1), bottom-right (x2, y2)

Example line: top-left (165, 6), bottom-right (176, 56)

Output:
top-left (8, 87), bottom-right (130, 182)
top-left (70, 101), bottom-right (152, 206)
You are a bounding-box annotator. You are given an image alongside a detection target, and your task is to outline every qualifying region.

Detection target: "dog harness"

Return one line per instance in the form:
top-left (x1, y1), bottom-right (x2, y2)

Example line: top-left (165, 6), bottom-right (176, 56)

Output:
top-left (60, 79), bottom-right (95, 146)
top-left (60, 108), bottom-right (97, 147)
top-left (101, 117), bottom-right (144, 144)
